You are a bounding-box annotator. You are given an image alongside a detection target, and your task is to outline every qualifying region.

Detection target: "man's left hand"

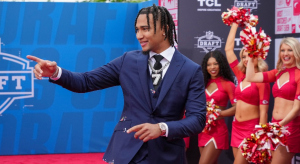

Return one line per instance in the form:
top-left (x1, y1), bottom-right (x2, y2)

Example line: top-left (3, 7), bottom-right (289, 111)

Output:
top-left (127, 123), bottom-right (161, 142)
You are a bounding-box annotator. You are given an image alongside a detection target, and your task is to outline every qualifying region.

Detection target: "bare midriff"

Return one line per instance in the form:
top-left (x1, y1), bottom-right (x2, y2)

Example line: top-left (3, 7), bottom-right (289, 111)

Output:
top-left (272, 97), bottom-right (297, 120)
top-left (235, 100), bottom-right (259, 122)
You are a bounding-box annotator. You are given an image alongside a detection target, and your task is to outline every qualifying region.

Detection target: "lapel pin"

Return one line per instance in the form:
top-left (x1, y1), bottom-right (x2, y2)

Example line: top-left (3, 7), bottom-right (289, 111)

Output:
top-left (150, 89), bottom-right (156, 94)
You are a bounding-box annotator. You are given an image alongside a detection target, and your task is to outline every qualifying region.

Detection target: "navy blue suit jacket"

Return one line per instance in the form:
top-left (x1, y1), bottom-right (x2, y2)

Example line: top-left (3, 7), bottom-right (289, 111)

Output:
top-left (51, 49), bottom-right (206, 164)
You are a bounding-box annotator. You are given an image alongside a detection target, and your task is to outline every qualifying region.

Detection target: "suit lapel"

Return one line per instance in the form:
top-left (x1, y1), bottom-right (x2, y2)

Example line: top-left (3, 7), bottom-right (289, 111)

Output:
top-left (137, 53), bottom-right (152, 110)
top-left (155, 49), bottom-right (185, 109)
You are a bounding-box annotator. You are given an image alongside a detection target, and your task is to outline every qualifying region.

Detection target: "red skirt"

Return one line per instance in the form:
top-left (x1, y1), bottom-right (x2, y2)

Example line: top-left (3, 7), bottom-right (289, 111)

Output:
top-left (271, 116), bottom-right (300, 153)
top-left (231, 117), bottom-right (259, 148)
top-left (182, 115), bottom-right (190, 148)
top-left (198, 119), bottom-right (229, 150)
top-left (184, 137), bottom-right (190, 148)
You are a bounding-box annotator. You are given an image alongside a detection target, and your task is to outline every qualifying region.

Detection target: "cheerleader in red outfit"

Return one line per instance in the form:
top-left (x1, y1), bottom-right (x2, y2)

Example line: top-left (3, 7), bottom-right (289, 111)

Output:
top-left (225, 23), bottom-right (270, 164)
top-left (196, 50), bottom-right (236, 164)
top-left (245, 37), bottom-right (300, 164)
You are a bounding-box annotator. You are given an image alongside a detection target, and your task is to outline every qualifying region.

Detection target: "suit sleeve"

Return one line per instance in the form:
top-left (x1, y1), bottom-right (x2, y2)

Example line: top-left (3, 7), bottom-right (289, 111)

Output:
top-left (166, 65), bottom-right (207, 138)
top-left (50, 53), bottom-right (125, 93)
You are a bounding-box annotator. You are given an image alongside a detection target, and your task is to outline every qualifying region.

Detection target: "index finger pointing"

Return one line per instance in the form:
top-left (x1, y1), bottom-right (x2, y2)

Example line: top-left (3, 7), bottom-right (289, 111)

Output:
top-left (127, 124), bottom-right (142, 133)
top-left (27, 55), bottom-right (42, 63)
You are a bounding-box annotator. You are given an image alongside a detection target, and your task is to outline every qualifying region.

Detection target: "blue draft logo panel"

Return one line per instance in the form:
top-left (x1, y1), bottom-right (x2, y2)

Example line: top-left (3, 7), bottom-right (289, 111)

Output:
top-left (0, 51), bottom-right (34, 114)
top-left (0, 1), bottom-right (156, 155)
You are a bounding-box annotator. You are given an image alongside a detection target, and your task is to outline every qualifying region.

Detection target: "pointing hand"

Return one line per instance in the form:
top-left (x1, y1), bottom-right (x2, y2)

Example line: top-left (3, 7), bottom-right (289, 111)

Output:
top-left (27, 55), bottom-right (58, 80)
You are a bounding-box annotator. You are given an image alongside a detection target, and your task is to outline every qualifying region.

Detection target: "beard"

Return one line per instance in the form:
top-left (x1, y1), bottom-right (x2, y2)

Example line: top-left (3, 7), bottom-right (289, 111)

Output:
top-left (142, 50), bottom-right (150, 55)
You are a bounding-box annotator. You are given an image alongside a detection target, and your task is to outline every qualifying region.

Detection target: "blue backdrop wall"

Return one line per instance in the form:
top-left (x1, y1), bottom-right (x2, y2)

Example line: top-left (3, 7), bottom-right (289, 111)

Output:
top-left (0, 0), bottom-right (157, 155)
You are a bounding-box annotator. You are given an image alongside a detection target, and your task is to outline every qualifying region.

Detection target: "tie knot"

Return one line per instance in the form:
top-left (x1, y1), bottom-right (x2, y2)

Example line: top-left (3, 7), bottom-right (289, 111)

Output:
top-left (153, 55), bottom-right (164, 62)
top-left (153, 55), bottom-right (163, 70)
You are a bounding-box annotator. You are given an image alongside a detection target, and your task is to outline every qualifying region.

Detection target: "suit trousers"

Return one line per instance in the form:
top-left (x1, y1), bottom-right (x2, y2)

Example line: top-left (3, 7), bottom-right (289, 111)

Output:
top-left (129, 143), bottom-right (149, 164)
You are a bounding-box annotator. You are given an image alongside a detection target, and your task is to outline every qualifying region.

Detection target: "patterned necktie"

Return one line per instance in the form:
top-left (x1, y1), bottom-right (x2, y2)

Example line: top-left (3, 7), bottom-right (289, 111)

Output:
top-left (152, 55), bottom-right (164, 90)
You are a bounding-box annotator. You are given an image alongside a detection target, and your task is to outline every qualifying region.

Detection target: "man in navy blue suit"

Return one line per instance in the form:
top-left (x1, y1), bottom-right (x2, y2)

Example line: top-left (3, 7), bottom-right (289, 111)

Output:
top-left (27, 4), bottom-right (206, 164)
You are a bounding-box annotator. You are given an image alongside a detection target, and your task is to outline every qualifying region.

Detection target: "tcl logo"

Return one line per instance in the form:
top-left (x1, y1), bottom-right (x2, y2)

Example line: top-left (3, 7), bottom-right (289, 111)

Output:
top-left (198, 0), bottom-right (221, 7)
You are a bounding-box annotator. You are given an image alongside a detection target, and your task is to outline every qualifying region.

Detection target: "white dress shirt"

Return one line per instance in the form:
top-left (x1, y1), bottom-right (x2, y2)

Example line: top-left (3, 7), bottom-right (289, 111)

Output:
top-left (148, 46), bottom-right (175, 78)
top-left (148, 46), bottom-right (175, 137)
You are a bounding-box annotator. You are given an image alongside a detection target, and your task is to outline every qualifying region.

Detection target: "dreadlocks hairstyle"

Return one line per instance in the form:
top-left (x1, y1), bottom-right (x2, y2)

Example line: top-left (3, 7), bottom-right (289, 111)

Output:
top-left (201, 50), bottom-right (234, 86)
top-left (134, 4), bottom-right (177, 47)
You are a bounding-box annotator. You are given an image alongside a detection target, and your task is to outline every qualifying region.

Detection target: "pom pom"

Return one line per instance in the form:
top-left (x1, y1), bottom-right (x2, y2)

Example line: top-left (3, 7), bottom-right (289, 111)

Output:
top-left (246, 14), bottom-right (259, 27)
top-left (240, 26), bottom-right (271, 59)
top-left (202, 99), bottom-right (221, 133)
top-left (259, 122), bottom-right (290, 147)
top-left (221, 6), bottom-right (242, 26)
top-left (240, 123), bottom-right (290, 163)
top-left (221, 6), bottom-right (258, 27)
top-left (240, 133), bottom-right (272, 164)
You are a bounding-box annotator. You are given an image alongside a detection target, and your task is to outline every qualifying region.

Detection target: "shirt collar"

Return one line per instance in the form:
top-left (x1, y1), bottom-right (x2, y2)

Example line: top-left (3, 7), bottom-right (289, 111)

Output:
top-left (149, 46), bottom-right (175, 62)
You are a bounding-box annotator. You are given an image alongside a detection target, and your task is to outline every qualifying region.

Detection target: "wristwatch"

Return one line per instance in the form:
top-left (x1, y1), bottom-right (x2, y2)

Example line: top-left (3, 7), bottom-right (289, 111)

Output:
top-left (158, 123), bottom-right (167, 136)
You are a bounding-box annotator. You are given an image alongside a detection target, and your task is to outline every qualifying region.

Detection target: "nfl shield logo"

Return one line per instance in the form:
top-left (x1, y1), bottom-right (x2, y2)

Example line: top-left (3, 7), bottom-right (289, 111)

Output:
top-left (195, 31), bottom-right (222, 53)
top-left (205, 31), bottom-right (214, 40)
top-left (0, 51), bottom-right (34, 115)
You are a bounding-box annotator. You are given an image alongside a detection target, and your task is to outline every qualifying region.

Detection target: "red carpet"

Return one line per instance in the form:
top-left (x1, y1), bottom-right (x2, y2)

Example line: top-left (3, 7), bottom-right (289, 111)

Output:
top-left (0, 153), bottom-right (108, 164)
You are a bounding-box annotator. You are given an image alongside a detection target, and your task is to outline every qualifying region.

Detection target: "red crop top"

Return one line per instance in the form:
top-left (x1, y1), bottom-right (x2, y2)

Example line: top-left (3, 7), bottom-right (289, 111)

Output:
top-left (262, 67), bottom-right (300, 101)
top-left (230, 60), bottom-right (270, 106)
top-left (205, 76), bottom-right (236, 107)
